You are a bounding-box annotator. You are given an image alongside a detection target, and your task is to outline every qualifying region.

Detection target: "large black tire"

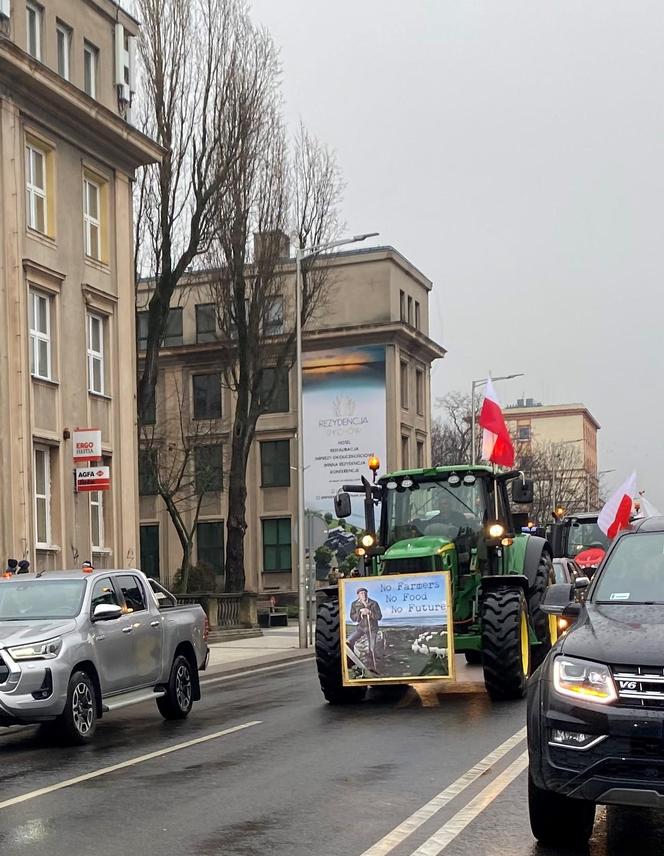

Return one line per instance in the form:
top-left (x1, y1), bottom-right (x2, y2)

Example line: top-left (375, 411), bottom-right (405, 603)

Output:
top-left (464, 651), bottom-right (482, 665)
top-left (528, 771), bottom-right (595, 845)
top-left (481, 588), bottom-right (530, 701)
top-left (157, 653), bottom-right (194, 720)
top-left (56, 670), bottom-right (97, 744)
top-left (528, 551), bottom-right (557, 669)
top-left (316, 598), bottom-right (367, 704)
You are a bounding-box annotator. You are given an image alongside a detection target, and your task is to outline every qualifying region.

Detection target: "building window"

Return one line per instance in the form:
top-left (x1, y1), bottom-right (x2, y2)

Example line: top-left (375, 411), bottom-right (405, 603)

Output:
top-left (195, 303), bottom-right (217, 343)
top-left (401, 435), bottom-right (409, 468)
top-left (197, 521), bottom-right (224, 574)
top-left (87, 313), bottom-right (105, 394)
top-left (34, 445), bottom-right (51, 547)
top-left (140, 525), bottom-right (160, 579)
top-left (415, 300), bottom-right (421, 330)
top-left (262, 518), bottom-right (292, 572)
top-left (407, 296), bottom-right (413, 326)
top-left (192, 373), bottom-right (221, 419)
top-left (84, 42), bottom-right (98, 98)
top-left (56, 22), bottom-right (71, 80)
top-left (26, 2), bottom-right (42, 60)
top-left (163, 307), bottom-right (183, 347)
top-left (416, 369), bottom-right (424, 416)
top-left (417, 440), bottom-right (425, 468)
top-left (25, 143), bottom-right (47, 234)
top-left (261, 440), bottom-right (290, 487)
top-left (195, 445), bottom-right (223, 493)
top-left (400, 290), bottom-right (406, 322)
top-left (259, 367), bottom-right (289, 414)
top-left (138, 449), bottom-right (158, 495)
top-left (265, 297), bottom-right (284, 336)
top-left (400, 361), bottom-right (409, 409)
top-left (83, 177), bottom-right (101, 259)
top-left (136, 310), bottom-right (149, 351)
top-left (517, 425), bottom-right (531, 441)
top-left (29, 290), bottom-right (51, 380)
top-left (90, 491), bottom-right (104, 549)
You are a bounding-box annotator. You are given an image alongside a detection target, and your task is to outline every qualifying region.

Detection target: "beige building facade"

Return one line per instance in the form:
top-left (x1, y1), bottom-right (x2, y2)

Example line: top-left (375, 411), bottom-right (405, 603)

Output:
top-left (137, 247), bottom-right (445, 593)
top-left (0, 0), bottom-right (161, 570)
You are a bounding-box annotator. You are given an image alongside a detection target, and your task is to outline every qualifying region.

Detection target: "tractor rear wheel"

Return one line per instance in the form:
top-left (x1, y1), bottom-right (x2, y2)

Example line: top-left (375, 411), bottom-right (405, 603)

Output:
top-left (481, 588), bottom-right (530, 700)
top-left (528, 552), bottom-right (557, 670)
top-left (316, 598), bottom-right (367, 705)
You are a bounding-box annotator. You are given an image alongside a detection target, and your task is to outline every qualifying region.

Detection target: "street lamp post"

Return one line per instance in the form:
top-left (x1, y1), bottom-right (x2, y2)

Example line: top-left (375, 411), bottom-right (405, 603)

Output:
top-left (295, 232), bottom-right (379, 649)
top-left (470, 373), bottom-right (525, 465)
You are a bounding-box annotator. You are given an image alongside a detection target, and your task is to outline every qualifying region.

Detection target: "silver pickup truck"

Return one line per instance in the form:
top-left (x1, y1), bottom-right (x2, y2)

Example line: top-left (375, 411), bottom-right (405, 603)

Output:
top-left (0, 569), bottom-right (209, 743)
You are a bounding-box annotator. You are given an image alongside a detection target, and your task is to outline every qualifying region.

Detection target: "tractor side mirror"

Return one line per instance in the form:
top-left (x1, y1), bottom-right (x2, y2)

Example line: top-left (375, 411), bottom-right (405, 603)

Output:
top-left (334, 492), bottom-right (352, 519)
top-left (512, 479), bottom-right (534, 504)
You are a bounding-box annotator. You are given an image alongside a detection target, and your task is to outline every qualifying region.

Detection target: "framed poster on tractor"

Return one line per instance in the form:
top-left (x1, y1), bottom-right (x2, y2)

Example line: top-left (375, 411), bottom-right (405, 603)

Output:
top-left (339, 572), bottom-right (455, 686)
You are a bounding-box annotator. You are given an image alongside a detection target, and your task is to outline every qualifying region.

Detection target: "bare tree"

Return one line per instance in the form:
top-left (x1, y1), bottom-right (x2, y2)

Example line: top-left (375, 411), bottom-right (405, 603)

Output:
top-left (207, 68), bottom-right (343, 591)
top-left (134, 0), bottom-right (245, 423)
top-left (515, 440), bottom-right (589, 523)
top-left (139, 380), bottom-right (224, 591)
top-left (431, 391), bottom-right (478, 465)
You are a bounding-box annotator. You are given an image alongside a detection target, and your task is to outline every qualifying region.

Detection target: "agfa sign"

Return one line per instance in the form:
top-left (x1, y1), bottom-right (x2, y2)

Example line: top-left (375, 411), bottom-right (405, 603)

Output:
top-left (72, 429), bottom-right (102, 463)
top-left (76, 466), bottom-right (111, 492)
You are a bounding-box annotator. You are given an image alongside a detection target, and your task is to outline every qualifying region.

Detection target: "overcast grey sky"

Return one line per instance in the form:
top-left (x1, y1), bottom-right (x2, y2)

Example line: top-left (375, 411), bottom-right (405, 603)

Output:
top-left (251, 0), bottom-right (663, 503)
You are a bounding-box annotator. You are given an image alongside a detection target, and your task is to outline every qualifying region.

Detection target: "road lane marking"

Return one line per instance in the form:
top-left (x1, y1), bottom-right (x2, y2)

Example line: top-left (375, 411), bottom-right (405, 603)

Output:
top-left (360, 727), bottom-right (526, 856)
top-left (200, 657), bottom-right (314, 688)
top-left (410, 751), bottom-right (529, 855)
top-left (0, 720), bottom-right (260, 811)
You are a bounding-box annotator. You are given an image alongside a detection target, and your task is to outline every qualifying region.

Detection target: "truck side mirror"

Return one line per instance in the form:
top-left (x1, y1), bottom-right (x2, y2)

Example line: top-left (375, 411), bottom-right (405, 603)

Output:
top-left (512, 479), bottom-right (534, 504)
top-left (334, 492), bottom-right (352, 519)
top-left (540, 583), bottom-right (575, 615)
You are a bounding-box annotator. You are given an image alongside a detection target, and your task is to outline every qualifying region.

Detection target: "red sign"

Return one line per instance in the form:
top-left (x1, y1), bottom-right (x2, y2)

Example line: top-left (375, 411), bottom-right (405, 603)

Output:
top-left (76, 466), bottom-right (111, 492)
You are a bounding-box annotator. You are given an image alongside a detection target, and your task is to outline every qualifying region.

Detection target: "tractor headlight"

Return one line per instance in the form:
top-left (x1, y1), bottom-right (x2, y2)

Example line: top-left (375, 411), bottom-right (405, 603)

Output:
top-left (8, 637), bottom-right (63, 661)
top-left (553, 656), bottom-right (616, 704)
top-left (360, 533), bottom-right (376, 548)
top-left (488, 522), bottom-right (505, 539)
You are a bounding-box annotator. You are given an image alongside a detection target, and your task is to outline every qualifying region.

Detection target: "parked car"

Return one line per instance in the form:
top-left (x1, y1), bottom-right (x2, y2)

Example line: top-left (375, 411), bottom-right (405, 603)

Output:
top-left (528, 516), bottom-right (664, 846)
top-left (0, 569), bottom-right (208, 743)
top-left (552, 557), bottom-right (582, 585)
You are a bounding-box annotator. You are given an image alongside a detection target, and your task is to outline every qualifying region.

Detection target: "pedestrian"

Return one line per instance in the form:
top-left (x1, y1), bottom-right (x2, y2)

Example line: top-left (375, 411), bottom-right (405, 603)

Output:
top-left (17, 560), bottom-right (30, 574)
top-left (5, 559), bottom-right (17, 574)
top-left (81, 560), bottom-right (94, 572)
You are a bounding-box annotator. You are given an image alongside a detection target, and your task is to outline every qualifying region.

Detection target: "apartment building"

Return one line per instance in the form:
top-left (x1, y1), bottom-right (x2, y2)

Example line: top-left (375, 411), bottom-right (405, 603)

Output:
top-left (137, 246), bottom-right (446, 592)
top-left (0, 1), bottom-right (162, 569)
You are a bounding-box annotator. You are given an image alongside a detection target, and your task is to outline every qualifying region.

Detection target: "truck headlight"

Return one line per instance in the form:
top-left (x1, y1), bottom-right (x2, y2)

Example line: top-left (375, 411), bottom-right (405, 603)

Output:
top-left (8, 637), bottom-right (63, 661)
top-left (553, 656), bottom-right (616, 704)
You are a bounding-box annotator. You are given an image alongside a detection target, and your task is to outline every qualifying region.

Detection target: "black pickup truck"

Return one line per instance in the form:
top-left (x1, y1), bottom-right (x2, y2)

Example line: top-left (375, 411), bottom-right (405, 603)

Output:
top-left (527, 516), bottom-right (664, 847)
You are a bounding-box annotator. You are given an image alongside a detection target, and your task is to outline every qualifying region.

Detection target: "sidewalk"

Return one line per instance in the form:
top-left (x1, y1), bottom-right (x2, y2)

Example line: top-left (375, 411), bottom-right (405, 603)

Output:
top-left (205, 623), bottom-right (315, 676)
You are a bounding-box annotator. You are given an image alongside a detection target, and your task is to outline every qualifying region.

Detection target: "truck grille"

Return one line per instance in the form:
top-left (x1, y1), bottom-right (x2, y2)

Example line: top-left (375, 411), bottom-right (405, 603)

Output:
top-left (0, 655), bottom-right (8, 684)
top-left (613, 666), bottom-right (664, 708)
top-left (382, 556), bottom-right (444, 574)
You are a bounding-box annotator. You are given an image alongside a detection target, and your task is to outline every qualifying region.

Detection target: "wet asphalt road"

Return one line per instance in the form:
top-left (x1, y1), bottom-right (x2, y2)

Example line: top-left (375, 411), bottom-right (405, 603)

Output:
top-left (1, 659), bottom-right (664, 856)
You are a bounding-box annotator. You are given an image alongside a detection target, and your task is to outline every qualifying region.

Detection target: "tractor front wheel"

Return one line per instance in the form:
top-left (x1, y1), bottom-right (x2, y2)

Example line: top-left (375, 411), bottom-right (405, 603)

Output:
top-left (481, 588), bottom-right (530, 701)
top-left (315, 599), bottom-right (367, 705)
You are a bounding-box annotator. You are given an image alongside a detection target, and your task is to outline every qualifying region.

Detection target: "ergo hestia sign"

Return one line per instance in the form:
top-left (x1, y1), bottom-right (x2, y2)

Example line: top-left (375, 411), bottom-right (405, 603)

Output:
top-left (72, 429), bottom-right (102, 462)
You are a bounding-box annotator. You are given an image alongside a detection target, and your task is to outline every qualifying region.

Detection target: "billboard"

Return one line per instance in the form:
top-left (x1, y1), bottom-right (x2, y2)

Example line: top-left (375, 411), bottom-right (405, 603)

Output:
top-left (302, 346), bottom-right (386, 579)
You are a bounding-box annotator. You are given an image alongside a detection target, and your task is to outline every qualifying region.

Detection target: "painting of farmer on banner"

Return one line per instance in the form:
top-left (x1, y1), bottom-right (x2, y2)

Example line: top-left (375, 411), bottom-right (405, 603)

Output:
top-left (339, 572), bottom-right (455, 686)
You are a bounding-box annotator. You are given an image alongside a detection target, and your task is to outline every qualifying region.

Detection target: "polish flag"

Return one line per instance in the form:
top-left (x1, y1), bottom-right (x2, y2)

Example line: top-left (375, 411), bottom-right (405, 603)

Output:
top-left (479, 377), bottom-right (515, 468)
top-left (598, 472), bottom-right (637, 538)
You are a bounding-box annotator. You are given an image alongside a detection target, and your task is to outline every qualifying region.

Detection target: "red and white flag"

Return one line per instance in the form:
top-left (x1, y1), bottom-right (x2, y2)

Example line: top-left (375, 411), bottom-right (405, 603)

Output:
top-left (598, 472), bottom-right (637, 538)
top-left (479, 377), bottom-right (515, 468)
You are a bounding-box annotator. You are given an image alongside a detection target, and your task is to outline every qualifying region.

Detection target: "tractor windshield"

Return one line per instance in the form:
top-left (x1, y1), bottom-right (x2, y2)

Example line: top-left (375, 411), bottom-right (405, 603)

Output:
top-left (566, 521), bottom-right (609, 557)
top-left (384, 478), bottom-right (487, 547)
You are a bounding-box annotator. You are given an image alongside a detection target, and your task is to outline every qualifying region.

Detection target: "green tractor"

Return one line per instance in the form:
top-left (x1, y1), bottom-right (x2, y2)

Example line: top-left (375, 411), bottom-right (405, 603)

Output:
top-left (315, 464), bottom-right (557, 703)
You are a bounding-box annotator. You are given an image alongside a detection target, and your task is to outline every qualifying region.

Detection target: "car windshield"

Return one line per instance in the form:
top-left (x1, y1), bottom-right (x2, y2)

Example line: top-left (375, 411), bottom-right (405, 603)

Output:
top-left (384, 478), bottom-right (487, 546)
top-left (567, 521), bottom-right (609, 556)
top-left (0, 580), bottom-right (86, 620)
top-left (594, 533), bottom-right (664, 603)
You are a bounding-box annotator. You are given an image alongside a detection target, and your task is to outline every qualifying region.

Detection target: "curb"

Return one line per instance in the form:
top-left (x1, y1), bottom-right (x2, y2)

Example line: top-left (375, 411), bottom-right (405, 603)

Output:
top-left (201, 648), bottom-right (315, 680)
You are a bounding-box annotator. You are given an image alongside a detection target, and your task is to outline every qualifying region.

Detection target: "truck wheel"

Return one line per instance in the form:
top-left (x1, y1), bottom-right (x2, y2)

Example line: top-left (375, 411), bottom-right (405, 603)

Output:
top-left (56, 670), bottom-right (97, 744)
top-left (157, 654), bottom-right (194, 720)
top-left (316, 599), bottom-right (367, 705)
top-left (528, 771), bottom-right (595, 845)
top-left (528, 552), bottom-right (556, 669)
top-left (481, 588), bottom-right (530, 700)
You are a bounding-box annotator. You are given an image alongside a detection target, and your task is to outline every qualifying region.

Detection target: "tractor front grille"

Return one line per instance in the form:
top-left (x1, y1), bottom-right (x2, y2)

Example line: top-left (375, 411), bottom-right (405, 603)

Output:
top-left (382, 556), bottom-right (444, 575)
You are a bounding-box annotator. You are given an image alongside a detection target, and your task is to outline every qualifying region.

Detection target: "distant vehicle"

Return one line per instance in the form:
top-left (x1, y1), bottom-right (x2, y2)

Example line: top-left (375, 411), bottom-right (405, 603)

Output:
top-left (0, 569), bottom-right (208, 743)
top-left (528, 516), bottom-right (664, 846)
top-left (552, 557), bottom-right (582, 585)
top-left (550, 512), bottom-right (609, 578)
